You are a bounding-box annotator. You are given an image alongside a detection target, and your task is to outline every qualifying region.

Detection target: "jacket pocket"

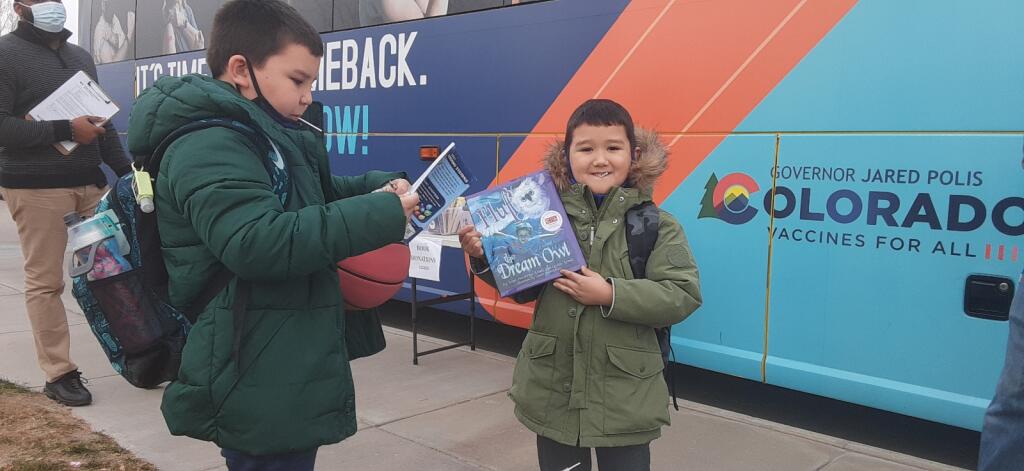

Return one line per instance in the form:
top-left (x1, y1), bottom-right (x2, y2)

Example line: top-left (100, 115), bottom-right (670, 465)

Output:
top-left (510, 331), bottom-right (558, 424)
top-left (603, 345), bottom-right (669, 434)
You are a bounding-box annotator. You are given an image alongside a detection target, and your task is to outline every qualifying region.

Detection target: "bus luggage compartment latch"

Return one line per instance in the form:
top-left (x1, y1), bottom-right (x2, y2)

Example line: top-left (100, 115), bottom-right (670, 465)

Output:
top-left (964, 274), bottom-right (1015, 321)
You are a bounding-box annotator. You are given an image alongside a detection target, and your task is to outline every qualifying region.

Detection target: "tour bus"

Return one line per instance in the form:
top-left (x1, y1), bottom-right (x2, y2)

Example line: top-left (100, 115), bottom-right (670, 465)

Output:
top-left (80, 0), bottom-right (1024, 432)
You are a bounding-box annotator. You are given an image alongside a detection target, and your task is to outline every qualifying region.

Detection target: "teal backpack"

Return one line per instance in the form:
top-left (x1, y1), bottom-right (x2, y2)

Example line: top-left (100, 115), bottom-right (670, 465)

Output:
top-left (71, 119), bottom-right (288, 388)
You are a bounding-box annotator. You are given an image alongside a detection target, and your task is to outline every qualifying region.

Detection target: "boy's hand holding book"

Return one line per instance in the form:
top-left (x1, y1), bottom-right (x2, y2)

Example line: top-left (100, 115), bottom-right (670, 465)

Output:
top-left (399, 192), bottom-right (420, 219)
top-left (553, 267), bottom-right (612, 307)
top-left (378, 178), bottom-right (411, 195)
top-left (457, 224), bottom-right (484, 259)
top-left (375, 178), bottom-right (420, 219)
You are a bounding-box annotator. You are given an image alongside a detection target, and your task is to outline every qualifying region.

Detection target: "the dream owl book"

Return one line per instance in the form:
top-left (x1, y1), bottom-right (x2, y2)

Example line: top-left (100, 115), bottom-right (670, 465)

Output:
top-left (466, 170), bottom-right (586, 297)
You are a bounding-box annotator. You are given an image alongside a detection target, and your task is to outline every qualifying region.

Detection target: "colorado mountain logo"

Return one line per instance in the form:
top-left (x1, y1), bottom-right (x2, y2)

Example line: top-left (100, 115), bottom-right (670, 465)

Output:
top-left (698, 172), bottom-right (760, 225)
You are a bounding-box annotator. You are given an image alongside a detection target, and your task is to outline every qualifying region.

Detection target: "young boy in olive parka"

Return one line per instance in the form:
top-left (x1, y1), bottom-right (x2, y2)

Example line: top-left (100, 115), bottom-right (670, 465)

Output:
top-left (459, 99), bottom-right (702, 471)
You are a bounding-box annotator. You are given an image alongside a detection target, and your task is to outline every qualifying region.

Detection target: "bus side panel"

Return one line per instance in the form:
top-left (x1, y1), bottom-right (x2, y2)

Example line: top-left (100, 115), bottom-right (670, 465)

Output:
top-left (96, 59), bottom-right (138, 133)
top-left (766, 135), bottom-right (1021, 431)
top-left (731, 0), bottom-right (1024, 430)
top-left (735, 0), bottom-right (1024, 134)
top-left (660, 136), bottom-right (776, 382)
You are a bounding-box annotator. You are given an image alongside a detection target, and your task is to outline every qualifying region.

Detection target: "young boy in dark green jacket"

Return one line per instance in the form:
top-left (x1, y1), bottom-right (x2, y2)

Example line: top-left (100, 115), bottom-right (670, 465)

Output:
top-left (459, 99), bottom-right (702, 471)
top-left (126, 1), bottom-right (418, 468)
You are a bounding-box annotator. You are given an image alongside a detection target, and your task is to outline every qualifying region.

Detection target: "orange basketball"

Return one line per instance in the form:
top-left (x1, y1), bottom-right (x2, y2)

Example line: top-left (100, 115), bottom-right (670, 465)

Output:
top-left (337, 243), bottom-right (410, 310)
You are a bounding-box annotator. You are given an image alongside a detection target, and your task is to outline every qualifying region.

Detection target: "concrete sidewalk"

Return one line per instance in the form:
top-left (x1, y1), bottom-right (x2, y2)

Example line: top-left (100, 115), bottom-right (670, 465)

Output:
top-left (0, 205), bottom-right (966, 470)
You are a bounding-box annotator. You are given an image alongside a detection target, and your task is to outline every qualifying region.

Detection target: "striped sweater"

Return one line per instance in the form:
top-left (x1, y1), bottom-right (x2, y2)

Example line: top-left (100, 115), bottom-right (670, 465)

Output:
top-left (0, 23), bottom-right (131, 189)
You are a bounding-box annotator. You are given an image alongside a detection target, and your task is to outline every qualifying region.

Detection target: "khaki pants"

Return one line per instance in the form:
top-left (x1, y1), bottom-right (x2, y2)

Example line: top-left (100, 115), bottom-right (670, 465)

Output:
top-left (2, 186), bottom-right (107, 382)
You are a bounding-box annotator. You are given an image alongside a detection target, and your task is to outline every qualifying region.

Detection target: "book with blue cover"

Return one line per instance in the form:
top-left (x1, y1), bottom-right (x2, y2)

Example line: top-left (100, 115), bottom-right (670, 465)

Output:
top-left (466, 170), bottom-right (585, 297)
top-left (404, 142), bottom-right (474, 241)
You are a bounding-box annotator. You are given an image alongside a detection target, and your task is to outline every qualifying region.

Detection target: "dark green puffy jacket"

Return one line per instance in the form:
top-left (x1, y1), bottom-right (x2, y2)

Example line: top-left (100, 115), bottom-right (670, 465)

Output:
top-left (127, 74), bottom-right (406, 455)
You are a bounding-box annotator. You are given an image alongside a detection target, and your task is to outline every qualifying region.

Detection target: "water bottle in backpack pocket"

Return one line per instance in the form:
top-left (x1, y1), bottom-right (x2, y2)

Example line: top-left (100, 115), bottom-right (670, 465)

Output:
top-left (66, 209), bottom-right (170, 358)
top-left (66, 210), bottom-right (130, 280)
top-left (67, 178), bottom-right (191, 389)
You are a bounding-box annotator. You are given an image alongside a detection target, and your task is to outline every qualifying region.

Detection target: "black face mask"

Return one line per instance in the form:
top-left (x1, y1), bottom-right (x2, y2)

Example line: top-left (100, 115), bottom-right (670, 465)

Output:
top-left (241, 58), bottom-right (301, 130)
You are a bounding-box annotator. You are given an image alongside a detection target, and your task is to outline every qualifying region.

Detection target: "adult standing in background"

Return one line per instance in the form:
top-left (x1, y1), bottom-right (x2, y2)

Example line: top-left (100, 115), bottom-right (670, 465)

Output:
top-left (980, 272), bottom-right (1024, 470)
top-left (0, 0), bottom-right (132, 406)
top-left (978, 151), bottom-right (1024, 470)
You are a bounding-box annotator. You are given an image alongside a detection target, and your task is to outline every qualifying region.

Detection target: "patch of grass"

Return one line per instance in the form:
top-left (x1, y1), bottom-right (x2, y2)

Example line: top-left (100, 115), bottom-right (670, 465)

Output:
top-left (0, 379), bottom-right (156, 471)
top-left (65, 442), bottom-right (102, 456)
top-left (0, 378), bottom-right (30, 395)
top-left (6, 459), bottom-right (64, 471)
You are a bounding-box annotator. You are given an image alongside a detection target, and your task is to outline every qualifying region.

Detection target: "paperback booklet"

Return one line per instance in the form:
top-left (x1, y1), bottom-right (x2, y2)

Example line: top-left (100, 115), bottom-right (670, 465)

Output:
top-left (404, 142), bottom-right (474, 241)
top-left (465, 170), bottom-right (585, 297)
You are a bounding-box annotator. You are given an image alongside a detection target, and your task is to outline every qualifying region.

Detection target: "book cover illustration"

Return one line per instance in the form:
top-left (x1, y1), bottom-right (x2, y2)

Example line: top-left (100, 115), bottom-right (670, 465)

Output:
top-left (404, 142), bottom-right (474, 241)
top-left (466, 170), bottom-right (585, 297)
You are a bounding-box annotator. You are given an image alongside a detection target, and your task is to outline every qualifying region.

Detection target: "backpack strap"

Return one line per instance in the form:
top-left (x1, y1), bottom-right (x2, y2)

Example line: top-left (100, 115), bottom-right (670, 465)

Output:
top-left (140, 118), bottom-right (287, 324)
top-left (183, 268), bottom-right (234, 324)
top-left (624, 201), bottom-right (679, 411)
top-left (625, 201), bottom-right (660, 278)
top-left (142, 119), bottom-right (257, 175)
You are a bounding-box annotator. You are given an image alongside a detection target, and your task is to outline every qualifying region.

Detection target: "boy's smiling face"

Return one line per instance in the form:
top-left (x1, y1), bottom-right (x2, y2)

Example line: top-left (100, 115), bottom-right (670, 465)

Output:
top-left (244, 43), bottom-right (320, 121)
top-left (568, 124), bottom-right (634, 195)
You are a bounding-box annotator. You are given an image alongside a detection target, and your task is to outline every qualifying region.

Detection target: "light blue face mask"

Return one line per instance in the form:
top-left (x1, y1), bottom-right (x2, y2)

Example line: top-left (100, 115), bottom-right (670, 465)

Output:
top-left (17, 1), bottom-right (67, 34)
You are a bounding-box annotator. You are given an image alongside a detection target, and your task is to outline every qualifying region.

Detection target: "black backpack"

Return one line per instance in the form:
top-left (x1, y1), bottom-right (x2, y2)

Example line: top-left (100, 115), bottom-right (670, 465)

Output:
top-left (70, 119), bottom-right (284, 388)
top-left (623, 201), bottom-right (679, 410)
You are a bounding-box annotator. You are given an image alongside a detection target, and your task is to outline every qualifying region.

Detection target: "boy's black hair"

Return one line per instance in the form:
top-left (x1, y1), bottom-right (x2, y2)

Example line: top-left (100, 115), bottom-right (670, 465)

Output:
top-left (563, 99), bottom-right (637, 152)
top-left (207, 0), bottom-right (324, 78)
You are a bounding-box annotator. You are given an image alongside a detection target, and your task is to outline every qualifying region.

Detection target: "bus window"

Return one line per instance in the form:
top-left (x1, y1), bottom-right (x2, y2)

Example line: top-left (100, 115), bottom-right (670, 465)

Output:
top-left (333, 0), bottom-right (360, 31)
top-left (91, 0), bottom-right (135, 64)
top-left (353, 0), bottom-right (453, 27)
top-left (288, 0), bottom-right (333, 33)
top-left (77, 0), bottom-right (93, 54)
top-left (135, 0), bottom-right (222, 59)
top-left (449, 0), bottom-right (504, 15)
top-left (334, 0), bottom-right (544, 31)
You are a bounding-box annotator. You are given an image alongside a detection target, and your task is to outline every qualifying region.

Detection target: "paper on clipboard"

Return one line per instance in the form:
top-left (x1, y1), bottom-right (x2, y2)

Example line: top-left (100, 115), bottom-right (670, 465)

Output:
top-left (27, 71), bottom-right (119, 155)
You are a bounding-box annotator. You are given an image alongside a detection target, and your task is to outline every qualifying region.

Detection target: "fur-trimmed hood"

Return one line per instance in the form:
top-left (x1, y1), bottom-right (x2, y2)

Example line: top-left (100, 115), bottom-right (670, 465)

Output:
top-left (544, 128), bottom-right (668, 193)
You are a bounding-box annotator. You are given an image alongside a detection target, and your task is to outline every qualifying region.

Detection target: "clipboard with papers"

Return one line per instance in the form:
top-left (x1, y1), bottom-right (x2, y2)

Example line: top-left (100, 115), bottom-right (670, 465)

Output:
top-left (27, 71), bottom-right (120, 155)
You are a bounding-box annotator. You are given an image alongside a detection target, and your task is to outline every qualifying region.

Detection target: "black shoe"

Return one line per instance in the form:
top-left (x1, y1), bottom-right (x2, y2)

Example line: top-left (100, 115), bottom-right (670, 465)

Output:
top-left (43, 370), bottom-right (92, 407)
